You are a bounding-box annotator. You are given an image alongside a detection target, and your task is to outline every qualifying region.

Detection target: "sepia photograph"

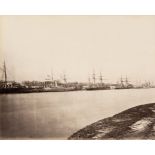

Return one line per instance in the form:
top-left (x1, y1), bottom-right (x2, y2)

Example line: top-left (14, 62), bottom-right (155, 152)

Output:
top-left (0, 15), bottom-right (155, 140)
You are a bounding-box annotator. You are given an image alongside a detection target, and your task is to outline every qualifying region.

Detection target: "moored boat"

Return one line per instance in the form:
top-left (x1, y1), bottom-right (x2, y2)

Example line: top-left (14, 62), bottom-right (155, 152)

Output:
top-left (86, 72), bottom-right (110, 91)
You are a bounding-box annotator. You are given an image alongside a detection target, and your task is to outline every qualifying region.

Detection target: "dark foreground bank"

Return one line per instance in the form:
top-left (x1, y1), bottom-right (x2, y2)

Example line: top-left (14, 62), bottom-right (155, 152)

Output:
top-left (69, 103), bottom-right (155, 140)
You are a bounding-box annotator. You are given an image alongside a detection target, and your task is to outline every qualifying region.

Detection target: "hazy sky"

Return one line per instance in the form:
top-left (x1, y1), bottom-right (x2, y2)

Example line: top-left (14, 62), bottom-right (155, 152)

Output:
top-left (0, 16), bottom-right (155, 83)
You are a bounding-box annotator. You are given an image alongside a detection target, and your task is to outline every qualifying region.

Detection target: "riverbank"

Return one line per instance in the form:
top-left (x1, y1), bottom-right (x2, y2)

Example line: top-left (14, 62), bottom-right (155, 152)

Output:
top-left (69, 103), bottom-right (155, 139)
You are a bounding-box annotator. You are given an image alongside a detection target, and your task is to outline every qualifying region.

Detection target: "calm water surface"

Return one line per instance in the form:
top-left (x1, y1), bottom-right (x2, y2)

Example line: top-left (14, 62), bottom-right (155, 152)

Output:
top-left (0, 88), bottom-right (155, 139)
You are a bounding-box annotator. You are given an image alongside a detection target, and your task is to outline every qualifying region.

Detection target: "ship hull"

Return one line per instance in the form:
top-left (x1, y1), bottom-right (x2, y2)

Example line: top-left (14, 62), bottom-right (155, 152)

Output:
top-left (115, 86), bottom-right (134, 89)
top-left (86, 87), bottom-right (110, 91)
top-left (0, 88), bottom-right (41, 94)
top-left (0, 87), bottom-right (82, 94)
top-left (115, 88), bottom-right (132, 89)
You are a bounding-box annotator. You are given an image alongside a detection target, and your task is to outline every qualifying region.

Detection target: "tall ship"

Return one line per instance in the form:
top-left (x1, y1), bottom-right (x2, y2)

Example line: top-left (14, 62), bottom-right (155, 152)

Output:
top-left (86, 72), bottom-right (110, 91)
top-left (0, 61), bottom-right (33, 93)
top-left (115, 76), bottom-right (134, 89)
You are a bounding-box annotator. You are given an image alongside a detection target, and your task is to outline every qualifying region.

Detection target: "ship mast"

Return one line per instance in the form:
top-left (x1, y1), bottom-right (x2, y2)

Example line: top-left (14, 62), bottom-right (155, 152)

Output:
top-left (99, 72), bottom-right (103, 84)
top-left (120, 76), bottom-right (124, 86)
top-left (125, 76), bottom-right (128, 85)
top-left (51, 69), bottom-right (57, 87)
top-left (92, 71), bottom-right (96, 84)
top-left (4, 61), bottom-right (7, 85)
top-left (88, 77), bottom-right (91, 85)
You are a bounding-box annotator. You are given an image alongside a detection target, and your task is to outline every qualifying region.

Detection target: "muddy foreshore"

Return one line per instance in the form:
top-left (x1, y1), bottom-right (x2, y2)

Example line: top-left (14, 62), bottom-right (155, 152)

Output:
top-left (69, 103), bottom-right (155, 140)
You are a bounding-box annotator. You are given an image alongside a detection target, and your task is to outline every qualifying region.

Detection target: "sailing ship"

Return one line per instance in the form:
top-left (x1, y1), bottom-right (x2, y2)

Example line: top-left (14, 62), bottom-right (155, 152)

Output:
top-left (115, 76), bottom-right (134, 89)
top-left (0, 61), bottom-right (35, 93)
top-left (86, 72), bottom-right (110, 90)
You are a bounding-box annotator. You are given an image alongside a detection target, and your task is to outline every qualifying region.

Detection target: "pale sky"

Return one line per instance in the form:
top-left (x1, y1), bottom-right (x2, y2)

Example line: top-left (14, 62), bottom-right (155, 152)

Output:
top-left (0, 16), bottom-right (155, 83)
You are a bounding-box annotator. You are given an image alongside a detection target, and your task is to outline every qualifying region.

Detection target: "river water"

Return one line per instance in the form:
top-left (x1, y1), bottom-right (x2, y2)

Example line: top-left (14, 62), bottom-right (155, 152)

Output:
top-left (0, 88), bottom-right (155, 139)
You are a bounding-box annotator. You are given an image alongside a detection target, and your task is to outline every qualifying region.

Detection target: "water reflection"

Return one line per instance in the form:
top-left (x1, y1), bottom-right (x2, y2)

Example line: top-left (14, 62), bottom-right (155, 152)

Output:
top-left (0, 88), bottom-right (155, 139)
